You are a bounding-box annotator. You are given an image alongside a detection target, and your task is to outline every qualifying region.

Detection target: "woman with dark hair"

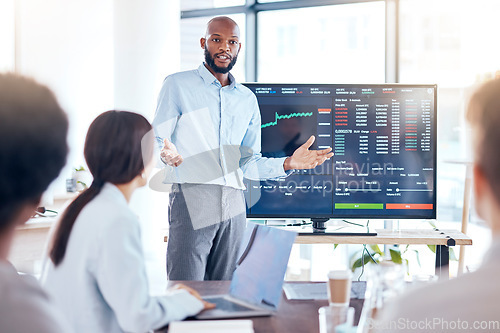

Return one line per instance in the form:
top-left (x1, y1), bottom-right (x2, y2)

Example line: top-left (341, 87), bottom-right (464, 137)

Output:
top-left (41, 111), bottom-right (211, 333)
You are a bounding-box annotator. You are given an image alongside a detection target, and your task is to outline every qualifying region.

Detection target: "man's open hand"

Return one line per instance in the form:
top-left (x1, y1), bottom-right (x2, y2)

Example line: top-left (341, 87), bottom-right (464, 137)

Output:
top-left (160, 138), bottom-right (183, 167)
top-left (284, 135), bottom-right (333, 170)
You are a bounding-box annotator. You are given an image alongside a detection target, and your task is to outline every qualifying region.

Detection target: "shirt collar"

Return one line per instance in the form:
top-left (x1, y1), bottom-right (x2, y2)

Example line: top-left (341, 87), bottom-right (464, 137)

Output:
top-left (101, 182), bottom-right (129, 207)
top-left (198, 63), bottom-right (238, 90)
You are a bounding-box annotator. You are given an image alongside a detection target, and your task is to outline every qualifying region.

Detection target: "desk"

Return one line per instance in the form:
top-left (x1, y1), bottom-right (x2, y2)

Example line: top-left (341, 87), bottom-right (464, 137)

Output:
top-left (163, 229), bottom-right (473, 279)
top-left (295, 228), bottom-right (472, 279)
top-left (159, 281), bottom-right (364, 333)
top-left (9, 217), bottom-right (57, 274)
top-left (10, 192), bottom-right (77, 274)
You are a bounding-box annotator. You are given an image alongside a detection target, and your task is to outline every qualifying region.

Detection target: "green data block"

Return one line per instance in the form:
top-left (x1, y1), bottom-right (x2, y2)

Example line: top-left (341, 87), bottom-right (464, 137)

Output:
top-left (335, 203), bottom-right (384, 209)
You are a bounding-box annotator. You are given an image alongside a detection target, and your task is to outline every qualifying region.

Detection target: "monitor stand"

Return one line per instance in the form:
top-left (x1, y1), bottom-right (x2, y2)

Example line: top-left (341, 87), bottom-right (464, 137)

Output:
top-left (311, 218), bottom-right (329, 231)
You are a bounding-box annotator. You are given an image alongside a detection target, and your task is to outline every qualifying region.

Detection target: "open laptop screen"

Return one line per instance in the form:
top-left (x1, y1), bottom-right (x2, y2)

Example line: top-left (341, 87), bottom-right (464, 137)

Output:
top-left (229, 224), bottom-right (297, 308)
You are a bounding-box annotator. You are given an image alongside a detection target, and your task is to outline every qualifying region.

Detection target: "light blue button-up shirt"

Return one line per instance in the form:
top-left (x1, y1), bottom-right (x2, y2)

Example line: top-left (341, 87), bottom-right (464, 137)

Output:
top-left (152, 63), bottom-right (291, 190)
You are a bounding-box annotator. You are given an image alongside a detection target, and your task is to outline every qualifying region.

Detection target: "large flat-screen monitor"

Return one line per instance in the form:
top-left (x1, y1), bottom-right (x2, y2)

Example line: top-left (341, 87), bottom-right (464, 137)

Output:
top-left (243, 83), bottom-right (437, 222)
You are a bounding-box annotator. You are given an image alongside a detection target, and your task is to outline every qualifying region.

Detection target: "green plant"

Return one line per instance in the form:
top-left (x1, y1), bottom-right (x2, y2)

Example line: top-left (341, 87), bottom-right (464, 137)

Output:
top-left (346, 220), bottom-right (457, 276)
top-left (76, 180), bottom-right (88, 189)
top-left (350, 244), bottom-right (382, 272)
top-left (73, 166), bottom-right (89, 189)
top-left (345, 242), bottom-right (456, 281)
top-left (333, 220), bottom-right (458, 279)
top-left (346, 244), bottom-right (414, 280)
top-left (426, 245), bottom-right (458, 261)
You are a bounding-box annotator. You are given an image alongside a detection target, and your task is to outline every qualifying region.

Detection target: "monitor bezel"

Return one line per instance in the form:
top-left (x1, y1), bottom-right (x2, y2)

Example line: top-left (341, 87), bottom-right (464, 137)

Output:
top-left (243, 83), bottom-right (438, 220)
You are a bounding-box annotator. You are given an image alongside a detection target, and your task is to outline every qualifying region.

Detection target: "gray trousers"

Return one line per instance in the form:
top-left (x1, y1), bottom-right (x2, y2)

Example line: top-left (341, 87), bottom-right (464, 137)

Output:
top-left (167, 183), bottom-right (246, 280)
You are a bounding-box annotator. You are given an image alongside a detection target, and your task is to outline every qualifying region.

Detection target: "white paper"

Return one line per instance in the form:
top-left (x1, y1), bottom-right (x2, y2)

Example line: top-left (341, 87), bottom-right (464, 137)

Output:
top-left (168, 319), bottom-right (254, 333)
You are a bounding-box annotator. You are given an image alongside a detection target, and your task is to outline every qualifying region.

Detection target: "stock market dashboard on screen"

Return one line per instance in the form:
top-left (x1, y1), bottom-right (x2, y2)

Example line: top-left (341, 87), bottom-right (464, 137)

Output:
top-left (242, 84), bottom-right (437, 220)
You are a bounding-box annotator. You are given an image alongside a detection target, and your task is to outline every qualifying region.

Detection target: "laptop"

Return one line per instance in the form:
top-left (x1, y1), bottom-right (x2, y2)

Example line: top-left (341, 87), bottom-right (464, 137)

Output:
top-left (196, 224), bottom-right (297, 319)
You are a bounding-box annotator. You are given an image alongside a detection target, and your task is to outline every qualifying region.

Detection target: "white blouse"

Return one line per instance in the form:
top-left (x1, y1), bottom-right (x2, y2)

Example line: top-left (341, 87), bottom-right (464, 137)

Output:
top-left (41, 183), bottom-right (203, 333)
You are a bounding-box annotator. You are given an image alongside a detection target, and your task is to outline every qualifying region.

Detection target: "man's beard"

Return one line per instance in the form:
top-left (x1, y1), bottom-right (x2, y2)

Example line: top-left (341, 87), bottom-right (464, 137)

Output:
top-left (204, 46), bottom-right (238, 74)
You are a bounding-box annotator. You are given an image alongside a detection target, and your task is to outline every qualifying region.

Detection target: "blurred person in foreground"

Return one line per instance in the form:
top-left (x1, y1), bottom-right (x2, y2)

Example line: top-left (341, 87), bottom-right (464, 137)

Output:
top-left (0, 73), bottom-right (71, 332)
top-left (376, 78), bottom-right (500, 332)
top-left (41, 111), bottom-right (213, 333)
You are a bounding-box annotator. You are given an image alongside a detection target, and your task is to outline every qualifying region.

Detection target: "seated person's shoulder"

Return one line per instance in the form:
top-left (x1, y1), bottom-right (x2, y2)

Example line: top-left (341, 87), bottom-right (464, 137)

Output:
top-left (84, 192), bottom-right (138, 230)
top-left (0, 262), bottom-right (71, 332)
top-left (378, 268), bottom-right (495, 331)
top-left (0, 261), bottom-right (45, 298)
top-left (70, 188), bottom-right (140, 246)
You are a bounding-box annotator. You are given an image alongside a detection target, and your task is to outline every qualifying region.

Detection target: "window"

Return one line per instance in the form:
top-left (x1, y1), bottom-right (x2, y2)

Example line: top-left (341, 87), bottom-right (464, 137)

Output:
top-left (181, 0), bottom-right (245, 11)
top-left (257, 2), bottom-right (385, 82)
top-left (400, 0), bottom-right (500, 221)
top-left (258, 0), bottom-right (292, 2)
top-left (400, 0), bottom-right (500, 86)
top-left (158, 0), bottom-right (500, 281)
top-left (181, 0), bottom-right (496, 224)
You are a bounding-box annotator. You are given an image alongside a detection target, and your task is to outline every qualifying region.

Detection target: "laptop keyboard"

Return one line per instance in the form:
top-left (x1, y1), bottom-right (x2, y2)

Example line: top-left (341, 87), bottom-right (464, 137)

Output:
top-left (206, 297), bottom-right (255, 312)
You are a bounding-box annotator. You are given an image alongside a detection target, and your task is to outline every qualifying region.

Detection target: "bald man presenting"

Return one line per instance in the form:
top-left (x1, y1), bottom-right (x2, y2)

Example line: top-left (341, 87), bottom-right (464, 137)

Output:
top-left (152, 17), bottom-right (332, 280)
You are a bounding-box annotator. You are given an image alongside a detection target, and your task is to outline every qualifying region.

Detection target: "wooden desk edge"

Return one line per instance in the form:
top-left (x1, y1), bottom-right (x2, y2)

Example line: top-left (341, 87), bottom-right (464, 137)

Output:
top-left (295, 229), bottom-right (473, 246)
top-left (165, 229), bottom-right (473, 246)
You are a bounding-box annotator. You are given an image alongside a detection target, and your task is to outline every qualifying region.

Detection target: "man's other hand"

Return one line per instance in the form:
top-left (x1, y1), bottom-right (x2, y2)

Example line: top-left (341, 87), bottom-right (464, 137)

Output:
top-left (283, 135), bottom-right (333, 170)
top-left (160, 138), bottom-right (183, 167)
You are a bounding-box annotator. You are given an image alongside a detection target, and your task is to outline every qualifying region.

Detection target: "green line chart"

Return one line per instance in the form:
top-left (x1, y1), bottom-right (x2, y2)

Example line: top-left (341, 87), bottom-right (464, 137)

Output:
top-left (261, 111), bottom-right (314, 128)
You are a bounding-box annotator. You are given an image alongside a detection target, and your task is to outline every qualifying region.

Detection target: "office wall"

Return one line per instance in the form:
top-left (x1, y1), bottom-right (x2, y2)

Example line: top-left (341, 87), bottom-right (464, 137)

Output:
top-left (13, 0), bottom-right (180, 284)
top-left (0, 0), bottom-right (15, 71)
top-left (113, 0), bottom-right (180, 119)
top-left (113, 0), bottom-right (181, 288)
top-left (15, 0), bottom-right (180, 176)
top-left (16, 0), bottom-right (115, 179)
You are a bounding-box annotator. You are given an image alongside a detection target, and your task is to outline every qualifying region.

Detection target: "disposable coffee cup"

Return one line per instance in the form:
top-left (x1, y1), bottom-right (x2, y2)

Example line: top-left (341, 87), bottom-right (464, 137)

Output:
top-left (327, 270), bottom-right (352, 306)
